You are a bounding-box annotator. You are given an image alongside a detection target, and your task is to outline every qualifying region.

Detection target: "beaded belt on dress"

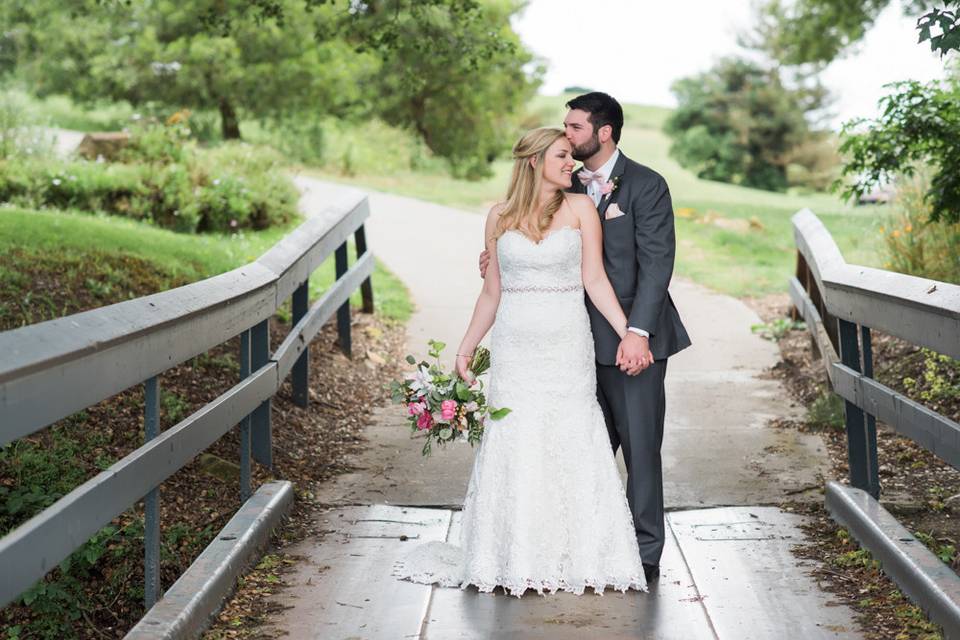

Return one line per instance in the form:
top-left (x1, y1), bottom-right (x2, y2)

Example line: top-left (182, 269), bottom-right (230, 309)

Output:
top-left (501, 284), bottom-right (584, 293)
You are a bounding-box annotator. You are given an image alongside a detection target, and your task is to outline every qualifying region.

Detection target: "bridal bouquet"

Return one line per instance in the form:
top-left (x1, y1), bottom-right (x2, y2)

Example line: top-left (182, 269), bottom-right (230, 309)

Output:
top-left (390, 340), bottom-right (510, 456)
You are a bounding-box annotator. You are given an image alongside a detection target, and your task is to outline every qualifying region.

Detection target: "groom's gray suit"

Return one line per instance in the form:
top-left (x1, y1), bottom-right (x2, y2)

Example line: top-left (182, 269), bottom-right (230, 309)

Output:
top-left (572, 150), bottom-right (690, 567)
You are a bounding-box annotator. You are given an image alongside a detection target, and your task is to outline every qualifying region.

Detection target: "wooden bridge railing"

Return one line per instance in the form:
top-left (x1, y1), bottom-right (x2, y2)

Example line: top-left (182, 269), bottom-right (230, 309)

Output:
top-left (790, 208), bottom-right (960, 636)
top-left (0, 192), bottom-right (375, 622)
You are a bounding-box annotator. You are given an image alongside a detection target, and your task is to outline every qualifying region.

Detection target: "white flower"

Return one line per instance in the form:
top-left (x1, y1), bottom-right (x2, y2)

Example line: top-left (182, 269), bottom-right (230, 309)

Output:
top-left (407, 365), bottom-right (433, 394)
top-left (464, 401), bottom-right (479, 413)
top-left (213, 178), bottom-right (221, 186)
top-left (52, 178), bottom-right (61, 186)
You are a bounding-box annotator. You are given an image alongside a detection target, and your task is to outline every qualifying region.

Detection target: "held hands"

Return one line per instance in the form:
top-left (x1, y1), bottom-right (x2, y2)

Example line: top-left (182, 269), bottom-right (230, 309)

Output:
top-left (616, 333), bottom-right (654, 376)
top-left (479, 250), bottom-right (491, 279)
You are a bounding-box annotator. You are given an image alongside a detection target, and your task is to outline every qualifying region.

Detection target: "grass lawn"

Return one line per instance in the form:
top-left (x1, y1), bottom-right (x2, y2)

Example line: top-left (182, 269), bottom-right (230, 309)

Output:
top-left (0, 207), bottom-right (412, 328)
top-left (302, 93), bottom-right (886, 297)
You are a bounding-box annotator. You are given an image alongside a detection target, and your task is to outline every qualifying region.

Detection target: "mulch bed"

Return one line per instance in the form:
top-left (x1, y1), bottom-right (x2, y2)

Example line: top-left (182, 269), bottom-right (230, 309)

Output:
top-left (747, 293), bottom-right (958, 640)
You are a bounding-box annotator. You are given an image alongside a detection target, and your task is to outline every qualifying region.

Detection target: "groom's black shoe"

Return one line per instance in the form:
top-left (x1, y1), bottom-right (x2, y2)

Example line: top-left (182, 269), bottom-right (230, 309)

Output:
top-left (643, 563), bottom-right (660, 582)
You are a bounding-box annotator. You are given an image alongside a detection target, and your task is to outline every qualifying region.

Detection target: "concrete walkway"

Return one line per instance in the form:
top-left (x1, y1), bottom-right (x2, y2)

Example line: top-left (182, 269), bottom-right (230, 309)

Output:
top-left (268, 176), bottom-right (864, 639)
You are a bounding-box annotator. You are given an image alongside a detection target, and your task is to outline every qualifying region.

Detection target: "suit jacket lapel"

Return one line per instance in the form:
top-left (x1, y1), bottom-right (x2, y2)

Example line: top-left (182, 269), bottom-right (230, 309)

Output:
top-left (597, 151), bottom-right (627, 218)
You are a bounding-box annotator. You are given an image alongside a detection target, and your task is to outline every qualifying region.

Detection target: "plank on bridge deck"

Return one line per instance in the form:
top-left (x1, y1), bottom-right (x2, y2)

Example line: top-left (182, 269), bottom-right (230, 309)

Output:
top-left (668, 507), bottom-right (863, 639)
top-left (268, 505), bottom-right (450, 639)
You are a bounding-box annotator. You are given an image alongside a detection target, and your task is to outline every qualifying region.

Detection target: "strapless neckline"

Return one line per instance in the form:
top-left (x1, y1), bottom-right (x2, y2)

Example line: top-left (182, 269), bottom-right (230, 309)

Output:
top-left (503, 225), bottom-right (580, 246)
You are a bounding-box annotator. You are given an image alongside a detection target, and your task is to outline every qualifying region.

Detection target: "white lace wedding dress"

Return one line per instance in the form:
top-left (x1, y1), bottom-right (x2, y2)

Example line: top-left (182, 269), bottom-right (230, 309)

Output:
top-left (395, 226), bottom-right (646, 597)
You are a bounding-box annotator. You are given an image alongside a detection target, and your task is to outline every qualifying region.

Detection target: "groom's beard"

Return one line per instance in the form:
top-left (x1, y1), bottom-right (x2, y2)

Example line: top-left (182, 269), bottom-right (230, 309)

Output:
top-left (571, 134), bottom-right (601, 162)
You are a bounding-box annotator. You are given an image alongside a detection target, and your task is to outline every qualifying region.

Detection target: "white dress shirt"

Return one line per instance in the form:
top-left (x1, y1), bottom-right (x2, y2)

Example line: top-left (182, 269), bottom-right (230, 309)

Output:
top-left (581, 149), bottom-right (650, 340)
top-left (583, 149), bottom-right (620, 206)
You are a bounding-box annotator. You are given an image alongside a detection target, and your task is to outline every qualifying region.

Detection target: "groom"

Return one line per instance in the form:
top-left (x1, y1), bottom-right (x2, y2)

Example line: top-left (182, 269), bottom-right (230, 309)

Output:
top-left (482, 92), bottom-right (690, 582)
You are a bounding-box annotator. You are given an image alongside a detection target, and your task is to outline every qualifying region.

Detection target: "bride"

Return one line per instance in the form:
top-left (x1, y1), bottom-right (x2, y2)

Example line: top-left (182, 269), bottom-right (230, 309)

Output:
top-left (396, 127), bottom-right (646, 597)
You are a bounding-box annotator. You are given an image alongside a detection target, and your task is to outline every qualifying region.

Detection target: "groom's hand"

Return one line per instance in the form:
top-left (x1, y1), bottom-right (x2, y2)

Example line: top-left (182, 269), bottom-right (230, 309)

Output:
top-left (618, 333), bottom-right (653, 376)
top-left (478, 250), bottom-right (490, 279)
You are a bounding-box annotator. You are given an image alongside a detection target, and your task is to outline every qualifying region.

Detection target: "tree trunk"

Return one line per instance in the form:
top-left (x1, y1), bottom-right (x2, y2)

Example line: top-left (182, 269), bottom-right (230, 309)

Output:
top-left (219, 98), bottom-right (241, 140)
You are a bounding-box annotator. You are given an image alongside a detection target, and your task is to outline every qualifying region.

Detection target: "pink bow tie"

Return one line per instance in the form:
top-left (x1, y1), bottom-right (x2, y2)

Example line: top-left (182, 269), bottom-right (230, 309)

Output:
top-left (578, 169), bottom-right (605, 187)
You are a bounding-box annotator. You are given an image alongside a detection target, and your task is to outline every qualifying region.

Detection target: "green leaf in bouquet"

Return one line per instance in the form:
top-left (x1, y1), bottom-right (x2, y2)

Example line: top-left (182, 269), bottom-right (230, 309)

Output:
top-left (406, 355), bottom-right (417, 365)
top-left (439, 427), bottom-right (453, 440)
top-left (428, 339), bottom-right (446, 359)
top-left (489, 407), bottom-right (512, 420)
top-left (421, 440), bottom-right (432, 457)
top-left (455, 381), bottom-right (472, 401)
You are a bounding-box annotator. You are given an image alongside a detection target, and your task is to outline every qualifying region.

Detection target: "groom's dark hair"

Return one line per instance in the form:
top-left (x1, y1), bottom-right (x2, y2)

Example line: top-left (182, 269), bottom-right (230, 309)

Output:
top-left (566, 92), bottom-right (624, 144)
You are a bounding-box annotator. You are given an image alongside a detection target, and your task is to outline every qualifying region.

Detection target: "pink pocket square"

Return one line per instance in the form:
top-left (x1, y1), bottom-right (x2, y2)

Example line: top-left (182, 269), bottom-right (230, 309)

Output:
top-left (605, 203), bottom-right (625, 220)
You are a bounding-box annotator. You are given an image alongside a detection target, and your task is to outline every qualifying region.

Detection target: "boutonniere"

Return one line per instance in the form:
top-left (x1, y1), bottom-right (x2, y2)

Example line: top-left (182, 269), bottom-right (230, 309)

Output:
top-left (600, 175), bottom-right (622, 198)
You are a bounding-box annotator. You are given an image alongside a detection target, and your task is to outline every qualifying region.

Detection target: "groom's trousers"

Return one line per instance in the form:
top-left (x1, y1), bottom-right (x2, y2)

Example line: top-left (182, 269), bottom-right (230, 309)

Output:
top-left (596, 359), bottom-right (668, 567)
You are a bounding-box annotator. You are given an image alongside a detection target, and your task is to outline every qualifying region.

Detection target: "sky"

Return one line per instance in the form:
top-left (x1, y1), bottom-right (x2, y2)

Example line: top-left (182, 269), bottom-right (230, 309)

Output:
top-left (511, 0), bottom-right (949, 129)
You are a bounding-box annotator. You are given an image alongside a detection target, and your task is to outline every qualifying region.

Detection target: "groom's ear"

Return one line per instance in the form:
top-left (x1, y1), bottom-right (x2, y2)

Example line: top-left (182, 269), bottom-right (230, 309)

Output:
top-left (598, 123), bottom-right (613, 144)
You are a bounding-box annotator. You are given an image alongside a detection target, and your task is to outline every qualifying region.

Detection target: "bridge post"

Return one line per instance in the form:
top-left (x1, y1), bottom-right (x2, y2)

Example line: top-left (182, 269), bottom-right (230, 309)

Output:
top-left (860, 325), bottom-right (880, 497)
top-left (838, 318), bottom-right (880, 498)
top-left (292, 281), bottom-right (310, 408)
top-left (355, 225), bottom-right (375, 314)
top-left (335, 242), bottom-right (352, 358)
top-left (251, 320), bottom-right (272, 468)
top-left (143, 376), bottom-right (161, 609)
top-left (239, 330), bottom-right (252, 501)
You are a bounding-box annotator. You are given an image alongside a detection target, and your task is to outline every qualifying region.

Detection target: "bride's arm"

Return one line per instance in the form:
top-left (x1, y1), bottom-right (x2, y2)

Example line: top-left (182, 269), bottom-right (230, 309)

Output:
top-left (456, 206), bottom-right (503, 380)
top-left (576, 196), bottom-right (628, 339)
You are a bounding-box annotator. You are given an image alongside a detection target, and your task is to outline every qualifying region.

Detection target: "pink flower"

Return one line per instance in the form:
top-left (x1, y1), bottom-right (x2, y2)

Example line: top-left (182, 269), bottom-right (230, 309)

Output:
top-left (416, 412), bottom-right (433, 431)
top-left (407, 401), bottom-right (426, 416)
top-left (441, 400), bottom-right (457, 421)
top-left (600, 180), bottom-right (615, 195)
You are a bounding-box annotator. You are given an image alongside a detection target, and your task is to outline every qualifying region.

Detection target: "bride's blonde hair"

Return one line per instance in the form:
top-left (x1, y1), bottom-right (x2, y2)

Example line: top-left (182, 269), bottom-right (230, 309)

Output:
top-left (494, 127), bottom-right (566, 242)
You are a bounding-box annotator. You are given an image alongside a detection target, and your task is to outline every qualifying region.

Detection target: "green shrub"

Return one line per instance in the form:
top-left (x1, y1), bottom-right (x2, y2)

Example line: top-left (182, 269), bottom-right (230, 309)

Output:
top-left (192, 143), bottom-right (298, 231)
top-left (882, 172), bottom-right (960, 284)
top-left (120, 117), bottom-right (192, 165)
top-left (807, 391), bottom-right (845, 430)
top-left (0, 125), bottom-right (298, 233)
top-left (0, 91), bottom-right (54, 160)
top-left (903, 349), bottom-right (960, 411)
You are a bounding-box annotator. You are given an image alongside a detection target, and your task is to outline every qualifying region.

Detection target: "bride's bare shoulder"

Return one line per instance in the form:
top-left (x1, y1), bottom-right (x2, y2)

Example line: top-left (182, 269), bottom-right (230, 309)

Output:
top-left (487, 202), bottom-right (507, 217)
top-left (565, 193), bottom-right (595, 211)
top-left (564, 194), bottom-right (597, 226)
top-left (485, 202), bottom-right (506, 228)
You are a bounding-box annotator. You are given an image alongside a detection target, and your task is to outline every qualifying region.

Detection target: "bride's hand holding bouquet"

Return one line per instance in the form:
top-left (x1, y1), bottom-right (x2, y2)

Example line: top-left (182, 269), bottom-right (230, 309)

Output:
top-left (390, 340), bottom-right (510, 456)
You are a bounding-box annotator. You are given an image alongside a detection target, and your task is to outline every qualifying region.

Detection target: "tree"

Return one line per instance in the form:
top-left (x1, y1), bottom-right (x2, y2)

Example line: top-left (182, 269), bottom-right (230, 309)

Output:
top-left (665, 58), bottom-right (816, 192)
top-left (2, 0), bottom-right (539, 174)
top-left (4, 1), bottom-right (376, 140)
top-left (839, 79), bottom-right (960, 223)
top-left (361, 0), bottom-right (539, 178)
top-left (753, 0), bottom-right (959, 66)
top-left (749, 0), bottom-right (960, 222)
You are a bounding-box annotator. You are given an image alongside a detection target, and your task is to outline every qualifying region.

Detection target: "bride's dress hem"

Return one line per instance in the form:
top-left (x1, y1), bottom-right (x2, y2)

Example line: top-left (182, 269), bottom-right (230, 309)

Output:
top-left (396, 569), bottom-right (648, 598)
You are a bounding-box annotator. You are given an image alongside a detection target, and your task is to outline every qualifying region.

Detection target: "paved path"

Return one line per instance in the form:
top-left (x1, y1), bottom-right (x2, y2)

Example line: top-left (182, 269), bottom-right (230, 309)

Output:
top-left (268, 176), bottom-right (863, 639)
